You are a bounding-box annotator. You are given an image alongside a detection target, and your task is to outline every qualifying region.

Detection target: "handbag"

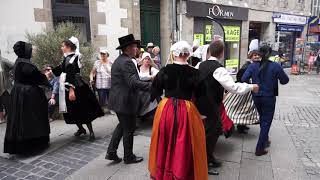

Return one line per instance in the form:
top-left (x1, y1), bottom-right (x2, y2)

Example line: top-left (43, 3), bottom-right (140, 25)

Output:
top-left (223, 92), bottom-right (260, 125)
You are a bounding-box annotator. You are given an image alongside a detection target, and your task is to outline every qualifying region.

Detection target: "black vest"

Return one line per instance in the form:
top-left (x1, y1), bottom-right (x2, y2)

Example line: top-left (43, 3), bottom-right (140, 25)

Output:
top-left (195, 60), bottom-right (224, 117)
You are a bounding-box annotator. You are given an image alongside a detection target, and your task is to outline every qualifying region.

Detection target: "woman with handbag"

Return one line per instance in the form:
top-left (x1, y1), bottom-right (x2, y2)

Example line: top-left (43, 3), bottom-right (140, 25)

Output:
top-left (90, 49), bottom-right (112, 112)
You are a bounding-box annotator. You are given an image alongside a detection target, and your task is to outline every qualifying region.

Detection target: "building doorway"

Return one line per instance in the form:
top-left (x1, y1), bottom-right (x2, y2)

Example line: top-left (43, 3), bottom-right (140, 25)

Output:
top-left (140, 0), bottom-right (160, 47)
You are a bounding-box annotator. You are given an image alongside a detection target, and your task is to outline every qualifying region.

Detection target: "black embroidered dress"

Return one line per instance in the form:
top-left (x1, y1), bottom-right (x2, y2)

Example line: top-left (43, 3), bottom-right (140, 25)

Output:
top-left (52, 53), bottom-right (104, 124)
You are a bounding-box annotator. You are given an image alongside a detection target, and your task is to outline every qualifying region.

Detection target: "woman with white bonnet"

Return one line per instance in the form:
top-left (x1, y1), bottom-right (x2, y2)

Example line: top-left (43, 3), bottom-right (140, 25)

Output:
top-left (52, 36), bottom-right (104, 141)
top-left (137, 52), bottom-right (158, 121)
top-left (148, 41), bottom-right (208, 180)
top-left (90, 49), bottom-right (112, 111)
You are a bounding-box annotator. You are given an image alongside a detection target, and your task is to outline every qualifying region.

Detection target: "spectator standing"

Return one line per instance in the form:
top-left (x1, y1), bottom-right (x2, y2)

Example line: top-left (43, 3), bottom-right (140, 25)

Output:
top-left (308, 52), bottom-right (315, 74)
top-left (146, 42), bottom-right (155, 58)
top-left (90, 49), bottom-right (112, 112)
top-left (152, 46), bottom-right (161, 68)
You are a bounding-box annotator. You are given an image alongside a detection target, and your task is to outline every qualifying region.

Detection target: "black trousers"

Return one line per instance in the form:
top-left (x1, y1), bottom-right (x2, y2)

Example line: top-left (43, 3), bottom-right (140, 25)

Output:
top-left (107, 113), bottom-right (136, 159)
top-left (204, 110), bottom-right (222, 162)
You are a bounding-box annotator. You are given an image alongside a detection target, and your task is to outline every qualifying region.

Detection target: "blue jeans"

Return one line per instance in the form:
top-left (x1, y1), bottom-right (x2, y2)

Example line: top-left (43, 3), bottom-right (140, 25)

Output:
top-left (253, 96), bottom-right (276, 151)
top-left (48, 96), bottom-right (59, 118)
top-left (97, 89), bottom-right (110, 106)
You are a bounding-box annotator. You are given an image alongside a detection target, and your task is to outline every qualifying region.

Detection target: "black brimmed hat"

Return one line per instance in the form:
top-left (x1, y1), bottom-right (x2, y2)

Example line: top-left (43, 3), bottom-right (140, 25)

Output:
top-left (116, 34), bottom-right (140, 50)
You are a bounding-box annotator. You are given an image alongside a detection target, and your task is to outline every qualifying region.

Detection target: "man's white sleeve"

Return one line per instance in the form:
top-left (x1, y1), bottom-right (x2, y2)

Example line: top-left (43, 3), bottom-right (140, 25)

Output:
top-left (213, 67), bottom-right (253, 95)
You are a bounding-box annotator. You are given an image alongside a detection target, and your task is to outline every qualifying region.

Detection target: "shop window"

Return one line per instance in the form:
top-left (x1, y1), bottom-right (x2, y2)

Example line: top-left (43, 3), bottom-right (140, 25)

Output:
top-left (52, 0), bottom-right (91, 42)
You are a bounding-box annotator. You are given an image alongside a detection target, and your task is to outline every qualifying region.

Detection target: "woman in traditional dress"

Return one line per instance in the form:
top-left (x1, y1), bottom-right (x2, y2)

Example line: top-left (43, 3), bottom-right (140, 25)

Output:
top-left (224, 50), bottom-right (261, 134)
top-left (137, 52), bottom-right (159, 121)
top-left (52, 37), bottom-right (104, 141)
top-left (4, 41), bottom-right (50, 154)
top-left (148, 41), bottom-right (208, 180)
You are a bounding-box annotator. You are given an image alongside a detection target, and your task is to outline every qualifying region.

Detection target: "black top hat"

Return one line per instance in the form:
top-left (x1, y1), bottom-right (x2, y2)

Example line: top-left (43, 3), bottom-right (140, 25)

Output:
top-left (116, 34), bottom-right (141, 50)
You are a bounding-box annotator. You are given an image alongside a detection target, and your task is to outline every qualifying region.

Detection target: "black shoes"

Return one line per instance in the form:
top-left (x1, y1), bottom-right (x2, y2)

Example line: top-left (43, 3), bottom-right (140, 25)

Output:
top-left (74, 129), bottom-right (86, 136)
top-left (105, 153), bottom-right (122, 163)
top-left (208, 159), bottom-right (222, 168)
top-left (89, 133), bottom-right (95, 141)
top-left (255, 149), bottom-right (268, 156)
top-left (208, 169), bottom-right (219, 175)
top-left (124, 155), bottom-right (144, 164)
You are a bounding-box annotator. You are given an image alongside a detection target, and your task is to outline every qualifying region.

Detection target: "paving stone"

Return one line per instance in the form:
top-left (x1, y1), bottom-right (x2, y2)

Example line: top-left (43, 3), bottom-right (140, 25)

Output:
top-left (38, 177), bottom-right (51, 180)
top-left (58, 167), bottom-right (70, 174)
top-left (51, 165), bottom-right (63, 171)
top-left (4, 168), bottom-right (18, 174)
top-left (52, 173), bottom-right (67, 180)
top-left (44, 171), bottom-right (57, 178)
top-left (2, 175), bottom-right (18, 180)
top-left (42, 163), bottom-right (55, 169)
top-left (14, 171), bottom-right (29, 178)
top-left (65, 169), bottom-right (76, 175)
top-left (20, 164), bottom-right (35, 172)
top-left (25, 175), bottom-right (40, 180)
top-left (0, 172), bottom-right (7, 178)
top-left (0, 167), bottom-right (8, 172)
top-left (31, 167), bottom-right (43, 174)
top-left (239, 158), bottom-right (273, 180)
top-left (242, 151), bottom-right (271, 162)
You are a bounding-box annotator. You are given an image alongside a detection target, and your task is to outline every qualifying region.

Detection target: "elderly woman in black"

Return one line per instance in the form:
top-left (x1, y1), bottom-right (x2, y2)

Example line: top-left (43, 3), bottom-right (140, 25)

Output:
top-left (52, 37), bottom-right (104, 141)
top-left (4, 41), bottom-right (50, 154)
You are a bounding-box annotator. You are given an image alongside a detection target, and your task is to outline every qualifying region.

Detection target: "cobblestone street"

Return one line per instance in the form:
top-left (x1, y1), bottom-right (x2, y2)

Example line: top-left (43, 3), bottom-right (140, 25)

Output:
top-left (0, 72), bottom-right (319, 180)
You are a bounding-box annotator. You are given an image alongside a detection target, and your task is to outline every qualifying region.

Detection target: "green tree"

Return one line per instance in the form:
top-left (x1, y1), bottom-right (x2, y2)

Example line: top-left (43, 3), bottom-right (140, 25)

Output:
top-left (26, 22), bottom-right (94, 81)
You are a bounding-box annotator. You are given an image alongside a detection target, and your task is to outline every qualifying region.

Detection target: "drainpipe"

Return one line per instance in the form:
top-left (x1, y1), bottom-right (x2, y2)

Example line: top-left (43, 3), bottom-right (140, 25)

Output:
top-left (172, 0), bottom-right (177, 43)
top-left (179, 0), bottom-right (183, 41)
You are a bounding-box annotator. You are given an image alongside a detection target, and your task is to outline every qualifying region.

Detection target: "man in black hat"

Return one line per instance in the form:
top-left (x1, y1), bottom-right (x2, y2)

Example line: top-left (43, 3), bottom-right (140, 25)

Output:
top-left (106, 34), bottom-right (151, 164)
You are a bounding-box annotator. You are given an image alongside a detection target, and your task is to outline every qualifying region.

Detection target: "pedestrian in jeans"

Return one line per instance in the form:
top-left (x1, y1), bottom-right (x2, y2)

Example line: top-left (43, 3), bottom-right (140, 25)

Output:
top-left (43, 65), bottom-right (59, 122)
top-left (90, 49), bottom-right (112, 112)
top-left (242, 45), bottom-right (289, 156)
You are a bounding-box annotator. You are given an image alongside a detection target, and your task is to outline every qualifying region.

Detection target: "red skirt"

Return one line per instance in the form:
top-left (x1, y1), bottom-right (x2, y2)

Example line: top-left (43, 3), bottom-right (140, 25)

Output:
top-left (149, 98), bottom-right (208, 180)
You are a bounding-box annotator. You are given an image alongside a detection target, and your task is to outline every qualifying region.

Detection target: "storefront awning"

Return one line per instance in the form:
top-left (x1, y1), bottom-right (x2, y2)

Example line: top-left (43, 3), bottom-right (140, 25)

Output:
top-left (276, 24), bottom-right (304, 32)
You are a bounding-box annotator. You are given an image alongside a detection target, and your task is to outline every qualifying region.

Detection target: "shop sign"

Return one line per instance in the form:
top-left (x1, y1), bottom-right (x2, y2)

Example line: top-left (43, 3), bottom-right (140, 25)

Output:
top-left (209, 5), bottom-right (234, 18)
top-left (194, 34), bottom-right (204, 46)
top-left (225, 59), bottom-right (239, 74)
top-left (276, 24), bottom-right (304, 32)
top-left (186, 1), bottom-right (248, 21)
top-left (205, 25), bottom-right (213, 42)
top-left (273, 13), bottom-right (307, 25)
top-left (223, 26), bottom-right (240, 42)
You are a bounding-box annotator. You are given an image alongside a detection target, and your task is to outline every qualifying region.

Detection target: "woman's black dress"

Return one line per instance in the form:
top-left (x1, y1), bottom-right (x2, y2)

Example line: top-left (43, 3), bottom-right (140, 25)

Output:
top-left (52, 53), bottom-right (104, 124)
top-left (4, 59), bottom-right (51, 154)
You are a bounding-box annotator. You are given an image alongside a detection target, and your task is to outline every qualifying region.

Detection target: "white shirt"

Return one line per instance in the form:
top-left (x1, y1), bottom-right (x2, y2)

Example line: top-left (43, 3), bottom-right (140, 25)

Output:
top-left (197, 56), bottom-right (253, 95)
top-left (139, 67), bottom-right (159, 81)
top-left (132, 59), bottom-right (139, 73)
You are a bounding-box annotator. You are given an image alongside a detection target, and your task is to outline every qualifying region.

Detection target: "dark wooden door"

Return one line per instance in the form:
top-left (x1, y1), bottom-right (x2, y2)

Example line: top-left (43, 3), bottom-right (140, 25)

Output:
top-left (140, 0), bottom-right (161, 47)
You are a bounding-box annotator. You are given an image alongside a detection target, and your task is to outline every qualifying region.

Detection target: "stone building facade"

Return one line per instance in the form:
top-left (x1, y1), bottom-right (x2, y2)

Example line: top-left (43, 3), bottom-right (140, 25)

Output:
top-left (0, 0), bottom-right (313, 69)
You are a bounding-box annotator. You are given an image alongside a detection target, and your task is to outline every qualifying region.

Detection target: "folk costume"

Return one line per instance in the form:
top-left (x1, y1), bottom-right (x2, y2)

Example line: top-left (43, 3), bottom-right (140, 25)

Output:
top-left (137, 52), bottom-right (159, 118)
top-left (195, 56), bottom-right (254, 168)
top-left (224, 49), bottom-right (261, 133)
top-left (52, 37), bottom-right (103, 134)
top-left (149, 41), bottom-right (208, 180)
top-left (242, 45), bottom-right (289, 155)
top-left (4, 41), bottom-right (50, 154)
top-left (106, 34), bottom-right (151, 164)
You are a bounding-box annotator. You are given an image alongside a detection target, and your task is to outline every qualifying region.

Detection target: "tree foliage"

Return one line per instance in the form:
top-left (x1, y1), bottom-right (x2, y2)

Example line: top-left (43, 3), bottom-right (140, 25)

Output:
top-left (26, 22), bottom-right (94, 81)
